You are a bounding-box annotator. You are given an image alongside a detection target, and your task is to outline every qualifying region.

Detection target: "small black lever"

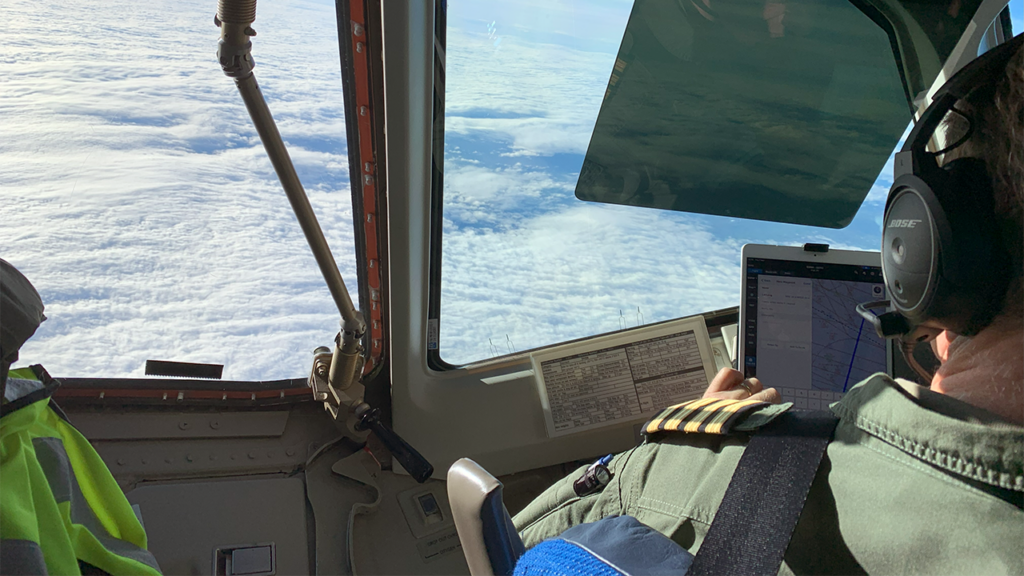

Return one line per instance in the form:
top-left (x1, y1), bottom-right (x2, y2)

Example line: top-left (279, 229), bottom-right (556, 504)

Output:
top-left (356, 407), bottom-right (435, 483)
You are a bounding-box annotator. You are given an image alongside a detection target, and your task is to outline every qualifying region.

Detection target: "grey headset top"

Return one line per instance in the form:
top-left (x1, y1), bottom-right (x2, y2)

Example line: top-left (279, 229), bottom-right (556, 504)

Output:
top-left (0, 259), bottom-right (46, 363)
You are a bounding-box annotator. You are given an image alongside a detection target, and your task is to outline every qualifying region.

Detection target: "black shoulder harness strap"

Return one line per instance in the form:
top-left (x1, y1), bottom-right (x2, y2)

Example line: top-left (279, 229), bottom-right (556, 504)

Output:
top-left (688, 409), bottom-right (840, 576)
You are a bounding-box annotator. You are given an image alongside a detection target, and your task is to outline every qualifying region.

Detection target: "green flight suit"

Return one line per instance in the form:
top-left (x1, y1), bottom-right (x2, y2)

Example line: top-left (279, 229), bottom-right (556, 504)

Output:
top-left (1, 366), bottom-right (162, 575)
top-left (514, 374), bottom-right (1024, 575)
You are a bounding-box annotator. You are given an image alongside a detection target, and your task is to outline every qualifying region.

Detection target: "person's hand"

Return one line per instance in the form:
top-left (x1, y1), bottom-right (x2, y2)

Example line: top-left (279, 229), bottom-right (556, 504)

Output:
top-left (702, 367), bottom-right (781, 403)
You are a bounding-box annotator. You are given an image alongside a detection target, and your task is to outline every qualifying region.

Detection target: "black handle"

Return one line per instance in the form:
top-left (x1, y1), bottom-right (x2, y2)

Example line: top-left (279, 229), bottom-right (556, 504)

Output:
top-left (357, 408), bottom-right (434, 483)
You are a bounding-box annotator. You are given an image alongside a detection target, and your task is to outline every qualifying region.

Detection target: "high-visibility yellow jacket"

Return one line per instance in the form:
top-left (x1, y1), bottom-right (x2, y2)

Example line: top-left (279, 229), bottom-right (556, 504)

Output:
top-left (1, 366), bottom-right (162, 575)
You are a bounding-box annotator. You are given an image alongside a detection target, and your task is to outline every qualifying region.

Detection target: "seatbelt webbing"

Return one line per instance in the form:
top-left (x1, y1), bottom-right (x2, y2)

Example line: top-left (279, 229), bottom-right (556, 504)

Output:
top-left (688, 410), bottom-right (840, 576)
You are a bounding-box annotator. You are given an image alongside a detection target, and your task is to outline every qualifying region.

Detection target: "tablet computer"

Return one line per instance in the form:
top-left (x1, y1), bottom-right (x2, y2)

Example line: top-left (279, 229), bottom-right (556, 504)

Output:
top-left (738, 244), bottom-right (890, 408)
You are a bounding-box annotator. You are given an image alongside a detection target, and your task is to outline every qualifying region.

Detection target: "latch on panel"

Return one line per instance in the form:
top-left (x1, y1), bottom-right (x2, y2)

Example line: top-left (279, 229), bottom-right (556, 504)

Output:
top-left (213, 543), bottom-right (276, 576)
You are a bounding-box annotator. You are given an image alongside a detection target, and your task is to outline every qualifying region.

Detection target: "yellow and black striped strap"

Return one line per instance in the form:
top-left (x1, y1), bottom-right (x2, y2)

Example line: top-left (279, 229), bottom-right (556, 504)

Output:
top-left (644, 397), bottom-right (770, 436)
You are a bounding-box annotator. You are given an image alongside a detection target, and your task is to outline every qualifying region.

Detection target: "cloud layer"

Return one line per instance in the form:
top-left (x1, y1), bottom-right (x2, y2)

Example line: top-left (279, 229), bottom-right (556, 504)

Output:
top-left (2, 0), bottom-right (355, 380)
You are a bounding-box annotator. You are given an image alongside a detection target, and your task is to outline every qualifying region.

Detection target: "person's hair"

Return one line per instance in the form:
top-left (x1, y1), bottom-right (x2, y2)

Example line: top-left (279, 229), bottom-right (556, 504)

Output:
top-left (944, 44), bottom-right (1024, 315)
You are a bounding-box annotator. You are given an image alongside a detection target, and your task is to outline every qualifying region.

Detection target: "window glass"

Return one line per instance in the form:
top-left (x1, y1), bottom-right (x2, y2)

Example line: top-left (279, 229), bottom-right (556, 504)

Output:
top-left (2, 0), bottom-right (355, 380)
top-left (439, 0), bottom-right (907, 365)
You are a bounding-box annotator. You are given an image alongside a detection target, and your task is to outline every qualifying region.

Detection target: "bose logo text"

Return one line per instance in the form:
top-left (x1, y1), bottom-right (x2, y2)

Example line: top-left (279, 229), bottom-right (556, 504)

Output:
top-left (888, 219), bottom-right (922, 229)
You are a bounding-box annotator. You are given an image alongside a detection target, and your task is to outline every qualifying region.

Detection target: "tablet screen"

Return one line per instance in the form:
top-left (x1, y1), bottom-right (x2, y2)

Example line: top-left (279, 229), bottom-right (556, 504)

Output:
top-left (743, 257), bottom-right (886, 408)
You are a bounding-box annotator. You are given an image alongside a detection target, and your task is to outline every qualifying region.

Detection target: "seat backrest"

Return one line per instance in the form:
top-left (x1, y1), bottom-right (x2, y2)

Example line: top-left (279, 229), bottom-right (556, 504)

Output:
top-left (447, 458), bottom-right (525, 576)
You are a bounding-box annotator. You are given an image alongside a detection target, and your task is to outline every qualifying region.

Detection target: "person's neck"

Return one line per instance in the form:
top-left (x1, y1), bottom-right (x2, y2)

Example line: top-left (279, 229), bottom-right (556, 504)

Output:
top-left (930, 312), bottom-right (1024, 425)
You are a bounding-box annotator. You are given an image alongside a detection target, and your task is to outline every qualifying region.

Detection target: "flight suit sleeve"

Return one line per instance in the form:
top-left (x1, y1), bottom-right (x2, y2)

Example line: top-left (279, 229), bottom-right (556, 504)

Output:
top-left (513, 437), bottom-right (752, 550)
top-left (513, 456), bottom-right (628, 549)
top-left (514, 402), bottom-right (790, 550)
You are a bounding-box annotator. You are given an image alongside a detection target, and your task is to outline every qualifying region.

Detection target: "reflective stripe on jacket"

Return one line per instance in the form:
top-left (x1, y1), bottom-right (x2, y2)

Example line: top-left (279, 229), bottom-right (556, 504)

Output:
top-left (1, 367), bottom-right (162, 575)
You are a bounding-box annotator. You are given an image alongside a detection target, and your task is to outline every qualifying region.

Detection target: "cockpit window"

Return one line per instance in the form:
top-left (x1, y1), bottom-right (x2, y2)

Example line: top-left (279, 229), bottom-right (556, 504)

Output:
top-left (2, 0), bottom-right (355, 380)
top-left (435, 0), bottom-right (1016, 366)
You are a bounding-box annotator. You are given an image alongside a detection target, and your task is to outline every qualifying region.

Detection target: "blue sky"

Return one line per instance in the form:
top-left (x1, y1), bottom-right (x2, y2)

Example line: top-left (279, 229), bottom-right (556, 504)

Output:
top-left (3, 0), bottom-right (1020, 376)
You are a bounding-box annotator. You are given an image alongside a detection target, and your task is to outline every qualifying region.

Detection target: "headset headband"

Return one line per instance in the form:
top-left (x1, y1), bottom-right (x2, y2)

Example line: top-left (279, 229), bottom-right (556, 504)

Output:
top-left (902, 33), bottom-right (1024, 166)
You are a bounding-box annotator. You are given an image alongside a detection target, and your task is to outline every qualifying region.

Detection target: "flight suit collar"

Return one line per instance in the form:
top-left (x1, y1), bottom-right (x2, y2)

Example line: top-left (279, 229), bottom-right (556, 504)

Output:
top-left (831, 374), bottom-right (1023, 492)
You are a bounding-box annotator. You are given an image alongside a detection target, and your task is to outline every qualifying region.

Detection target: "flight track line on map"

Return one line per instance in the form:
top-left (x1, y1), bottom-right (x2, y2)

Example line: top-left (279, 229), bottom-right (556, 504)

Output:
top-left (842, 318), bottom-right (866, 393)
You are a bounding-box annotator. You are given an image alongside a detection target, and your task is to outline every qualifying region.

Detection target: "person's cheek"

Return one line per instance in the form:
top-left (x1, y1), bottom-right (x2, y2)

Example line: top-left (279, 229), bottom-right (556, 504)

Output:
top-left (931, 330), bottom-right (957, 363)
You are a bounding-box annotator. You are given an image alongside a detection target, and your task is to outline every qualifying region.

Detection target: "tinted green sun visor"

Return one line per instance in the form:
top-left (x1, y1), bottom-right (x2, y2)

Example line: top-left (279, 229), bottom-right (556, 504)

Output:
top-left (576, 0), bottom-right (971, 228)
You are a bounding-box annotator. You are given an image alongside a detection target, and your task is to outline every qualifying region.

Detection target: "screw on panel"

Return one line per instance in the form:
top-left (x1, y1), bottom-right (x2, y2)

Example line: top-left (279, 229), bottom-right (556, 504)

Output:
top-left (359, 106), bottom-right (368, 116)
top-left (356, 42), bottom-right (364, 53)
top-left (363, 174), bottom-right (373, 185)
top-left (364, 162), bottom-right (373, 173)
top-left (353, 23), bottom-right (364, 37)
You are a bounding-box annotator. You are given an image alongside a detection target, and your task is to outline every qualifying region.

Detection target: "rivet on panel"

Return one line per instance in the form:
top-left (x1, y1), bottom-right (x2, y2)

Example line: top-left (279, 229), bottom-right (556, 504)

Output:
top-left (359, 106), bottom-right (367, 116)
top-left (286, 448), bottom-right (296, 457)
top-left (248, 451), bottom-right (257, 460)
top-left (210, 421), bottom-right (220, 430)
top-left (209, 454), bottom-right (218, 461)
top-left (165, 457), bottom-right (173, 464)
top-left (356, 42), bottom-right (364, 53)
top-left (141, 458), bottom-right (149, 465)
top-left (186, 455), bottom-right (194, 462)
top-left (117, 458), bottom-right (126, 466)
top-left (179, 421), bottom-right (190, 430)
top-left (353, 23), bottom-right (364, 37)
top-left (267, 451), bottom-right (275, 458)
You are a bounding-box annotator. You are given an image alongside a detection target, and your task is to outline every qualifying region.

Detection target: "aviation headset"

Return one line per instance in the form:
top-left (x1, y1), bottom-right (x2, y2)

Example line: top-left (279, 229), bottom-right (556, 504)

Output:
top-left (866, 33), bottom-right (1023, 342)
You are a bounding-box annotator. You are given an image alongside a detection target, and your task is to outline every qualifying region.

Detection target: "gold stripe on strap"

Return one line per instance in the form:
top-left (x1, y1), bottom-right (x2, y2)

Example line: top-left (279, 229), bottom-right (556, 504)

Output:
top-left (644, 398), bottom-right (770, 436)
top-left (683, 399), bottom-right (735, 433)
top-left (645, 397), bottom-right (720, 434)
top-left (701, 399), bottom-right (766, 434)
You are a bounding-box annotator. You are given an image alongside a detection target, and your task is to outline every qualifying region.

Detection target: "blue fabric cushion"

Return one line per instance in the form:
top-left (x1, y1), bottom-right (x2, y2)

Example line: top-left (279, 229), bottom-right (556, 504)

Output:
top-left (514, 516), bottom-right (694, 576)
